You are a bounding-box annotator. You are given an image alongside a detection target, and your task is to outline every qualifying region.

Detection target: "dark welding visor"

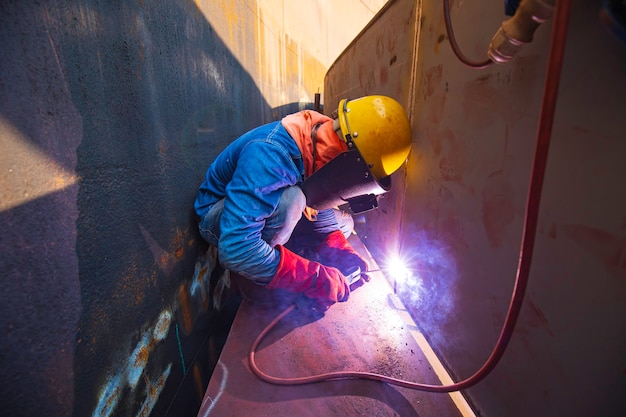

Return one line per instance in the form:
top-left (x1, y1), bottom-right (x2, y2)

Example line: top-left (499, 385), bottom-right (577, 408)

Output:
top-left (301, 149), bottom-right (391, 214)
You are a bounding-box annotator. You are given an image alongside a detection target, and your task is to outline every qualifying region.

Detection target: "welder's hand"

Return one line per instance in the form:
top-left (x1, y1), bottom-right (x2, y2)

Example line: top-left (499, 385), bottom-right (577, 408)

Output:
top-left (268, 245), bottom-right (350, 311)
top-left (316, 230), bottom-right (370, 285)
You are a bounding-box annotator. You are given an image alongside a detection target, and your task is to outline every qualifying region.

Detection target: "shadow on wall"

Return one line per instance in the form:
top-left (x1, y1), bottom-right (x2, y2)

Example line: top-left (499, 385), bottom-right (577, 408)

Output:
top-left (0, 1), bottom-right (317, 416)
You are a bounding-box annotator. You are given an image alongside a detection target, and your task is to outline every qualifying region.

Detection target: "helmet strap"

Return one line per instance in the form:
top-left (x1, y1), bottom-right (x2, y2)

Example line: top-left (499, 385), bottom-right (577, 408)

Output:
top-left (340, 99), bottom-right (356, 148)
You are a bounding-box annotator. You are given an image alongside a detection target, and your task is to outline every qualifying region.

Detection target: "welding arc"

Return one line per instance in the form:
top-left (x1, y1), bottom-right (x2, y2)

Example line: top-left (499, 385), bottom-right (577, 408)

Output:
top-left (249, 0), bottom-right (571, 393)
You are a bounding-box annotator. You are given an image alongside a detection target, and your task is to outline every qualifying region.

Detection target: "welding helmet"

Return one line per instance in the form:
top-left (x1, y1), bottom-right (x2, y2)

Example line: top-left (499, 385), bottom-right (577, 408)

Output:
top-left (337, 95), bottom-right (412, 179)
top-left (301, 95), bottom-right (412, 213)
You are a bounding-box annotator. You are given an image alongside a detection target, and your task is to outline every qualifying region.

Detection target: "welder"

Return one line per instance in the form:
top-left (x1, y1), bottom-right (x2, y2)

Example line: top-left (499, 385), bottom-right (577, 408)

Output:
top-left (194, 96), bottom-right (412, 311)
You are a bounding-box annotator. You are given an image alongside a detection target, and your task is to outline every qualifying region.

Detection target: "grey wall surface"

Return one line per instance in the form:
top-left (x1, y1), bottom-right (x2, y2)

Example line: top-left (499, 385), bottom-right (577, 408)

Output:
top-left (0, 1), bottom-right (272, 416)
top-left (0, 0), bottom-right (385, 415)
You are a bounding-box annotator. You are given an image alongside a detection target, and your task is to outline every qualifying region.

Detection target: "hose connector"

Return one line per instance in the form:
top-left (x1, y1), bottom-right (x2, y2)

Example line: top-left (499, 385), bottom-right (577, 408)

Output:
top-left (488, 0), bottom-right (556, 63)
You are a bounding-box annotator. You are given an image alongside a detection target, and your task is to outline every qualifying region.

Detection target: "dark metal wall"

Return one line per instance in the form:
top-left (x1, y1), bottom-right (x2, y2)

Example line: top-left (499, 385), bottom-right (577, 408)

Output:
top-left (0, 0), bottom-right (276, 415)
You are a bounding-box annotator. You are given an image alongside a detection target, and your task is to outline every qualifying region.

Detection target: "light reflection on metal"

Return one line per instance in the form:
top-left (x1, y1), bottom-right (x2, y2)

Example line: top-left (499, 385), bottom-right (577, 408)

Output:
top-left (385, 254), bottom-right (413, 294)
top-left (193, 0), bottom-right (386, 110)
top-left (380, 231), bottom-right (459, 327)
top-left (0, 116), bottom-right (78, 212)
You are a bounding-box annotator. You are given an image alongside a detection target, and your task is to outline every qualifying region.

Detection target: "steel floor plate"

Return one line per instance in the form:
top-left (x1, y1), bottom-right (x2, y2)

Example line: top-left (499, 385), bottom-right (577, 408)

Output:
top-left (198, 237), bottom-right (468, 417)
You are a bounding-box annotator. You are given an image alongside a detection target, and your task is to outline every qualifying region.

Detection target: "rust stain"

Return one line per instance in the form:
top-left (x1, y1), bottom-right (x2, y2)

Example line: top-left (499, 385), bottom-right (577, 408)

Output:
top-left (375, 35), bottom-right (384, 58)
top-left (197, 266), bottom-right (208, 287)
top-left (427, 92), bottom-right (446, 125)
top-left (140, 224), bottom-right (175, 275)
top-left (380, 67), bottom-right (388, 85)
top-left (437, 128), bottom-right (466, 182)
top-left (562, 224), bottom-right (626, 278)
top-left (134, 344), bottom-right (150, 369)
top-left (524, 300), bottom-right (555, 337)
top-left (104, 384), bottom-right (121, 412)
top-left (481, 171), bottom-right (515, 248)
top-left (178, 283), bottom-right (193, 334)
top-left (159, 253), bottom-right (172, 269)
top-left (423, 64), bottom-right (443, 98)
top-left (461, 80), bottom-right (503, 130)
top-left (358, 62), bottom-right (375, 93)
top-left (481, 194), bottom-right (515, 248)
top-left (153, 311), bottom-right (172, 341)
top-left (387, 33), bottom-right (397, 53)
top-left (193, 363), bottom-right (204, 402)
top-left (137, 364), bottom-right (172, 417)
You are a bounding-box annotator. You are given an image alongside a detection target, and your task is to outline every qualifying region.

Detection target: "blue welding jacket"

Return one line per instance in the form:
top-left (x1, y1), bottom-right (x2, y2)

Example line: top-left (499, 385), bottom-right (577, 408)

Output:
top-left (194, 121), bottom-right (340, 283)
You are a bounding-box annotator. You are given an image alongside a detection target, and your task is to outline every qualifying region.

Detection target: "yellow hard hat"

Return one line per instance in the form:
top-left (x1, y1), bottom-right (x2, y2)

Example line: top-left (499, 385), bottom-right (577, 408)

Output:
top-left (336, 96), bottom-right (412, 179)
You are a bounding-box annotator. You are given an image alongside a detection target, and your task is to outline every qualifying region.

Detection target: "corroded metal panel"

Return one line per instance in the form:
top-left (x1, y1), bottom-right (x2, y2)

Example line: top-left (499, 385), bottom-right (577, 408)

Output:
top-left (325, 0), bottom-right (626, 416)
top-left (324, 0), bottom-right (420, 262)
top-left (195, 0), bottom-right (387, 113)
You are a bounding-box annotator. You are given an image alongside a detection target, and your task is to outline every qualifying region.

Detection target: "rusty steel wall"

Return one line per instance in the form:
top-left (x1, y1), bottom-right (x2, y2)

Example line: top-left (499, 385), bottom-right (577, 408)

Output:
top-left (325, 0), bottom-right (626, 416)
top-left (194, 0), bottom-right (388, 113)
top-left (0, 0), bottom-right (384, 416)
top-left (325, 0), bottom-right (420, 259)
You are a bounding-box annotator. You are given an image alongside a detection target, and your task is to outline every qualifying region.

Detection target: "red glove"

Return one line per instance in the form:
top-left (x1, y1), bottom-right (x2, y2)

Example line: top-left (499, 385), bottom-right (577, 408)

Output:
top-left (316, 231), bottom-right (369, 282)
top-left (268, 245), bottom-right (350, 310)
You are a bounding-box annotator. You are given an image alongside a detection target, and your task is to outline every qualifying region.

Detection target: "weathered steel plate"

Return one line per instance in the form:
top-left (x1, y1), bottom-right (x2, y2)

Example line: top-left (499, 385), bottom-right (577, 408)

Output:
top-left (198, 237), bottom-right (466, 417)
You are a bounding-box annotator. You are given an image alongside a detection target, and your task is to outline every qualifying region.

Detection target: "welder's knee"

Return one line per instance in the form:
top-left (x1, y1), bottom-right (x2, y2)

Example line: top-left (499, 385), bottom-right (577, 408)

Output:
top-left (263, 186), bottom-right (306, 247)
top-left (279, 185), bottom-right (306, 218)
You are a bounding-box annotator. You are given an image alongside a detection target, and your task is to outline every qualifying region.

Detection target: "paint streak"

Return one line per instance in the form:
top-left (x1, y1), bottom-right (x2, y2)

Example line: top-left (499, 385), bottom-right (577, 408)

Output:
top-left (128, 333), bottom-right (151, 388)
top-left (199, 361), bottom-right (228, 417)
top-left (213, 270), bottom-right (231, 310)
top-left (137, 364), bottom-right (172, 417)
top-left (93, 310), bottom-right (173, 416)
top-left (93, 247), bottom-right (221, 416)
top-left (176, 323), bottom-right (187, 375)
top-left (93, 374), bottom-right (123, 417)
top-left (178, 248), bottom-right (220, 335)
top-left (153, 310), bottom-right (172, 342)
top-left (190, 246), bottom-right (217, 300)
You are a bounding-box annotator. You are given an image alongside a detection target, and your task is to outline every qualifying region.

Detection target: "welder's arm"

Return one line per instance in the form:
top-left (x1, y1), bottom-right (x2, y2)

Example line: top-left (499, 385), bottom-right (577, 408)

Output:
top-left (316, 230), bottom-right (370, 282)
top-left (268, 245), bottom-right (350, 311)
top-left (217, 142), bottom-right (298, 283)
